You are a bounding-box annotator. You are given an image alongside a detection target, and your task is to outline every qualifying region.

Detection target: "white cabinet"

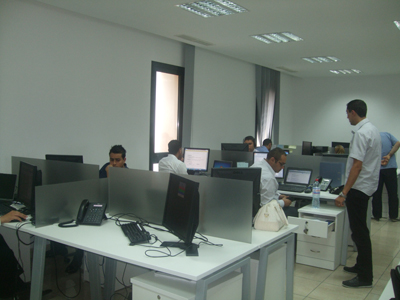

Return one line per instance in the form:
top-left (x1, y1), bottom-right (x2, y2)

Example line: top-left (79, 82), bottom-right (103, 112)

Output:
top-left (288, 204), bottom-right (345, 270)
top-left (131, 271), bottom-right (242, 300)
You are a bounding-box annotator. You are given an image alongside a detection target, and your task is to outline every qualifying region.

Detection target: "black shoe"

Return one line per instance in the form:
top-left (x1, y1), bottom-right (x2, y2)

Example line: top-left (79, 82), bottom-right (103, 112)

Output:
top-left (342, 276), bottom-right (372, 288)
top-left (372, 216), bottom-right (380, 221)
top-left (343, 266), bottom-right (359, 274)
top-left (390, 218), bottom-right (399, 222)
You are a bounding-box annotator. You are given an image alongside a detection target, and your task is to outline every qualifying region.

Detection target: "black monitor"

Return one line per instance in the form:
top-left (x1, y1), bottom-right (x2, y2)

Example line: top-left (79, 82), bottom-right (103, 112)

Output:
top-left (302, 141), bottom-right (313, 155)
top-left (213, 160), bottom-right (233, 168)
top-left (161, 173), bottom-right (200, 256)
top-left (45, 154), bottom-right (84, 163)
top-left (183, 148), bottom-right (210, 175)
top-left (331, 142), bottom-right (350, 149)
top-left (0, 173), bottom-right (17, 201)
top-left (16, 161), bottom-right (40, 212)
top-left (221, 143), bottom-right (249, 152)
top-left (211, 167), bottom-right (261, 218)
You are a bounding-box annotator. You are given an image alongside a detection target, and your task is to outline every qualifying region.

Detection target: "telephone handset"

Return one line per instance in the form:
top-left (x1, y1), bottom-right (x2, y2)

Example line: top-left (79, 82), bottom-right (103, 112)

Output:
top-left (76, 199), bottom-right (107, 226)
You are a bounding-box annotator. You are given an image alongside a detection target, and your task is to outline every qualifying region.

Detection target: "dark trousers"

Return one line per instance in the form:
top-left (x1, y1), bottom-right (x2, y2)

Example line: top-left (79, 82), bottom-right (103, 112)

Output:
top-left (346, 189), bottom-right (373, 282)
top-left (372, 168), bottom-right (399, 219)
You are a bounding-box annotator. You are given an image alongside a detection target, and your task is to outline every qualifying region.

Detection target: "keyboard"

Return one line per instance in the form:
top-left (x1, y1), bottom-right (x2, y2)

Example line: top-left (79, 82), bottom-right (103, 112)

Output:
top-left (0, 203), bottom-right (15, 215)
top-left (278, 184), bottom-right (306, 193)
top-left (121, 222), bottom-right (151, 246)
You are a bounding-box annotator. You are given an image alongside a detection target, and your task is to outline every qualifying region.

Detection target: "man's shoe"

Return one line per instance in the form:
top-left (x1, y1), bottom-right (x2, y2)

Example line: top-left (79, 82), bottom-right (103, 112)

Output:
top-left (390, 218), bottom-right (399, 222)
top-left (372, 216), bottom-right (380, 221)
top-left (343, 266), bottom-right (359, 274)
top-left (342, 276), bottom-right (372, 288)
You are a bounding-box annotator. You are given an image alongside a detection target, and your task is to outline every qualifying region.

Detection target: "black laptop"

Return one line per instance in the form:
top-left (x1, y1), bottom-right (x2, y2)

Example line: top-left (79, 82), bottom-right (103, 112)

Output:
top-left (278, 168), bottom-right (312, 193)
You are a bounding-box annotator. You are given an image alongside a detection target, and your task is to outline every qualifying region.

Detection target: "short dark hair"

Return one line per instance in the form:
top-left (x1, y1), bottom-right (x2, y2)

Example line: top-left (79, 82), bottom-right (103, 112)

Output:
top-left (347, 99), bottom-right (367, 118)
top-left (267, 147), bottom-right (286, 161)
top-left (109, 145), bottom-right (126, 158)
top-left (168, 140), bottom-right (181, 155)
top-left (263, 139), bottom-right (272, 146)
top-left (243, 136), bottom-right (255, 144)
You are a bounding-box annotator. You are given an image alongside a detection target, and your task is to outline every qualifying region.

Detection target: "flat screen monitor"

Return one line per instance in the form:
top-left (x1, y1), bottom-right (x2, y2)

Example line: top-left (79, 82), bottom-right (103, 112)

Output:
top-left (211, 167), bottom-right (261, 218)
top-left (221, 143), bottom-right (249, 152)
top-left (45, 154), bottom-right (84, 163)
top-left (183, 148), bottom-right (210, 174)
top-left (161, 173), bottom-right (200, 256)
top-left (0, 173), bottom-right (17, 201)
top-left (16, 161), bottom-right (39, 212)
top-left (253, 152), bottom-right (283, 178)
top-left (331, 142), bottom-right (350, 149)
top-left (302, 141), bottom-right (313, 156)
top-left (284, 168), bottom-right (313, 185)
top-left (213, 160), bottom-right (233, 168)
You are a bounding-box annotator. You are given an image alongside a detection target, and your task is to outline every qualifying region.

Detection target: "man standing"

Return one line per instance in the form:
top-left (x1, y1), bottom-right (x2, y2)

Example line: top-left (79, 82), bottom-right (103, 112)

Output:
top-left (250, 147), bottom-right (297, 217)
top-left (254, 138), bottom-right (272, 153)
top-left (243, 136), bottom-right (256, 152)
top-left (372, 132), bottom-right (400, 222)
top-left (158, 140), bottom-right (188, 175)
top-left (99, 145), bottom-right (128, 178)
top-left (335, 99), bottom-right (381, 288)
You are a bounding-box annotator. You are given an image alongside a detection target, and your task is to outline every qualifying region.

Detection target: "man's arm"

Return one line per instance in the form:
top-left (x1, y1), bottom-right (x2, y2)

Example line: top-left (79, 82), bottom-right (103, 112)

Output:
top-left (382, 141), bottom-right (400, 166)
top-left (335, 159), bottom-right (362, 207)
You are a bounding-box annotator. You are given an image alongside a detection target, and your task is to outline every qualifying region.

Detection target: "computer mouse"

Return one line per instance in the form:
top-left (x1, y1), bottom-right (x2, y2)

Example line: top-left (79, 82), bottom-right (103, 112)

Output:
top-left (304, 186), bottom-right (312, 193)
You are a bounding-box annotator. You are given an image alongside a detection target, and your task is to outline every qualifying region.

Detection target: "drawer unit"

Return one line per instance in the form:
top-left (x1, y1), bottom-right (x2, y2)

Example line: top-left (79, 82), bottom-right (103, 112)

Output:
top-left (288, 204), bottom-right (345, 270)
top-left (131, 271), bottom-right (242, 300)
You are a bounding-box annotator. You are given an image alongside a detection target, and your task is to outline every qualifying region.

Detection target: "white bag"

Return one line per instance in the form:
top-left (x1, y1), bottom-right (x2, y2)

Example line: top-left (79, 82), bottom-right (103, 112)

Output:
top-left (253, 200), bottom-right (289, 232)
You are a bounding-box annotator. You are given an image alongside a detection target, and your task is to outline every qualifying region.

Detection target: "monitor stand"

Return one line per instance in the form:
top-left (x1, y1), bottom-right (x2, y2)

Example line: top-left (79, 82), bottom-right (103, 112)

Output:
top-left (161, 241), bottom-right (199, 256)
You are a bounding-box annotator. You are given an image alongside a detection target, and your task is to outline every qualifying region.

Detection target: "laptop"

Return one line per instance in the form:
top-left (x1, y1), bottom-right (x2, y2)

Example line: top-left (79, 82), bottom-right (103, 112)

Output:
top-left (278, 168), bottom-right (313, 193)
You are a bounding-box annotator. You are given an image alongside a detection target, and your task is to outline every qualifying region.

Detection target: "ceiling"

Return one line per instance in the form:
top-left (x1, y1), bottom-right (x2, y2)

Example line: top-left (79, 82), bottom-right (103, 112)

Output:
top-left (34, 0), bottom-right (400, 78)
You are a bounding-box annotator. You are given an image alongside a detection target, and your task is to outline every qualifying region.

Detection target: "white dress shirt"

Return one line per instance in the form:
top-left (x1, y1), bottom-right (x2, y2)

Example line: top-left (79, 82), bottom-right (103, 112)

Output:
top-left (159, 154), bottom-right (188, 175)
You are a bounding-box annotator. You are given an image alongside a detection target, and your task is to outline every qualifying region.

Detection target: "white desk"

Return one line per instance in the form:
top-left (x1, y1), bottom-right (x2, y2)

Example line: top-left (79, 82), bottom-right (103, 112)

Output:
top-left (4, 221), bottom-right (297, 300)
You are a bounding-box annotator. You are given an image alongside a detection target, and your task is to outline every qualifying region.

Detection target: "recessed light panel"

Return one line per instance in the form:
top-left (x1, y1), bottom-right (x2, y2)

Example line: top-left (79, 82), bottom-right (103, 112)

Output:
top-left (177, 1), bottom-right (248, 18)
top-left (330, 69), bottom-right (362, 75)
top-left (251, 32), bottom-right (303, 44)
top-left (302, 56), bottom-right (340, 63)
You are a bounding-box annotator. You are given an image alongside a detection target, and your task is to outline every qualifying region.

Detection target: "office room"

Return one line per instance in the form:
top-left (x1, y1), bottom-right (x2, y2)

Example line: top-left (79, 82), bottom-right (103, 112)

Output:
top-left (1, 0), bottom-right (400, 300)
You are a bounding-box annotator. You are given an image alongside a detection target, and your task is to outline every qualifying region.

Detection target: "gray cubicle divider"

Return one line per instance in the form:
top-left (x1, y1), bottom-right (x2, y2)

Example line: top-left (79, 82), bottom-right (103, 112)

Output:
top-left (209, 150), bottom-right (254, 170)
top-left (11, 156), bottom-right (99, 184)
top-left (108, 168), bottom-right (253, 243)
top-left (35, 178), bottom-right (108, 228)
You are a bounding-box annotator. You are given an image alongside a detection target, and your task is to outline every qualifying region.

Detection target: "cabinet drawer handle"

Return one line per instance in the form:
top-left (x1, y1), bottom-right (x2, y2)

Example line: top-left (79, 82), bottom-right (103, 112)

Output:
top-left (310, 249), bottom-right (320, 253)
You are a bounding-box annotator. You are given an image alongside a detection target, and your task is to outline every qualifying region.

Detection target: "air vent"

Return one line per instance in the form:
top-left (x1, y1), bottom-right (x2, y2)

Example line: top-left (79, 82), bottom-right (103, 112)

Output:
top-left (175, 35), bottom-right (214, 46)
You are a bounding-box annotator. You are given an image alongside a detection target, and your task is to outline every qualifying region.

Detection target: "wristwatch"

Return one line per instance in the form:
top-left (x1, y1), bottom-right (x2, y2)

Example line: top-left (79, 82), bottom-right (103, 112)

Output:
top-left (339, 192), bottom-right (347, 199)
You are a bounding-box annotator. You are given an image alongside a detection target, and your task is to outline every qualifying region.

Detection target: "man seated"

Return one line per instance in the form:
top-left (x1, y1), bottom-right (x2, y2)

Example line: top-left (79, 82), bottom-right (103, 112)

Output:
top-left (158, 140), bottom-right (188, 175)
top-left (254, 138), bottom-right (272, 153)
top-left (250, 147), bottom-right (298, 217)
top-left (243, 136), bottom-right (256, 152)
top-left (99, 145), bottom-right (128, 178)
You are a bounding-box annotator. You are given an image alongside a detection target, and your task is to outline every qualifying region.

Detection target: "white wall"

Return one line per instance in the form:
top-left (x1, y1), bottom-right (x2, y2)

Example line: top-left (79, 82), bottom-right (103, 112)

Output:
top-left (0, 0), bottom-right (256, 172)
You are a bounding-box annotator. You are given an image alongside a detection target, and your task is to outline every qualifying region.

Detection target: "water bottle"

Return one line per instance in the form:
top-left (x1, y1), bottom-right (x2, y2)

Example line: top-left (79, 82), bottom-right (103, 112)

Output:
top-left (312, 179), bottom-right (320, 209)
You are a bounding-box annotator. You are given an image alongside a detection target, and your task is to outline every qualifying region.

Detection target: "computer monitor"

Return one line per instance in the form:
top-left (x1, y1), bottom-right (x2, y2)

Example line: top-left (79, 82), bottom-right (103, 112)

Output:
top-left (161, 173), bottom-right (200, 256)
top-left (16, 161), bottom-right (40, 212)
top-left (211, 167), bottom-right (261, 218)
top-left (45, 154), bottom-right (84, 163)
top-left (183, 148), bottom-right (210, 174)
top-left (302, 141), bottom-right (313, 155)
top-left (331, 142), bottom-right (350, 149)
top-left (213, 160), bottom-right (233, 168)
top-left (0, 173), bottom-right (17, 201)
top-left (221, 143), bottom-right (249, 152)
top-left (253, 152), bottom-right (283, 178)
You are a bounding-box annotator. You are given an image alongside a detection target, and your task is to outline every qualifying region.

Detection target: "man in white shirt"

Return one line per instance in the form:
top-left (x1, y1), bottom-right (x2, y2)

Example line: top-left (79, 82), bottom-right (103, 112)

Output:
top-left (159, 140), bottom-right (188, 175)
top-left (250, 147), bottom-right (297, 217)
top-left (335, 99), bottom-right (381, 288)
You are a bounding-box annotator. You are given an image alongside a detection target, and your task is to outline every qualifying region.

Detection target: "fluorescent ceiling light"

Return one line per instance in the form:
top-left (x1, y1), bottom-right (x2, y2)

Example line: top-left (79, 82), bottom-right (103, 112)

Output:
top-left (395, 21), bottom-right (400, 30)
top-left (330, 69), bottom-right (362, 75)
top-left (302, 56), bottom-right (341, 63)
top-left (177, 1), bottom-right (248, 18)
top-left (252, 32), bottom-right (303, 44)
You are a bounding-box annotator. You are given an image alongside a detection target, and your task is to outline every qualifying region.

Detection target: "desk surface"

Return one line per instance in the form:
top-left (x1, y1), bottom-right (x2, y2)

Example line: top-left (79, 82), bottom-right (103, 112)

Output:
top-left (6, 220), bottom-right (297, 281)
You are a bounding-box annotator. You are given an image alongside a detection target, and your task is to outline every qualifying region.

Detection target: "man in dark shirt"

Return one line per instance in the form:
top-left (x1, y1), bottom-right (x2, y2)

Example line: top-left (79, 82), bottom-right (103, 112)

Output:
top-left (99, 145), bottom-right (128, 178)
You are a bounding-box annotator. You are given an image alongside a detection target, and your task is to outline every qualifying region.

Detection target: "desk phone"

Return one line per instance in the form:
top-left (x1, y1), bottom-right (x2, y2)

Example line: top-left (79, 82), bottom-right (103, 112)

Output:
top-left (77, 199), bottom-right (106, 226)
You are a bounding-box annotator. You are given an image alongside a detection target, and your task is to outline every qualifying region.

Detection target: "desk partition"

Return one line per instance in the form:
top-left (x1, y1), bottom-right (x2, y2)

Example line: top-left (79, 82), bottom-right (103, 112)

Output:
top-left (108, 168), bottom-right (253, 243)
top-left (208, 150), bottom-right (254, 170)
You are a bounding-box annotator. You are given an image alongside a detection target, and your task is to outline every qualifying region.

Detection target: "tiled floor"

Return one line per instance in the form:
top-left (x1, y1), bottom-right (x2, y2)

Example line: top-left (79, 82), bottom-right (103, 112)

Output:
top-left (23, 217), bottom-right (400, 300)
top-left (293, 217), bottom-right (400, 300)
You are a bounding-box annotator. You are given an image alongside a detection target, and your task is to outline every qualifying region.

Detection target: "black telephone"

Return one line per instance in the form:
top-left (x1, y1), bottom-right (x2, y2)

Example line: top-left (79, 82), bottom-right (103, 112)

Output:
top-left (76, 199), bottom-right (107, 226)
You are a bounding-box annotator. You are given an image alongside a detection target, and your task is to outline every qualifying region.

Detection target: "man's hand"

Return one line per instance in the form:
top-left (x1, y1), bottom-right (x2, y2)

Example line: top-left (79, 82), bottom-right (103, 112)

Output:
top-left (335, 196), bottom-right (346, 207)
top-left (281, 196), bottom-right (292, 207)
top-left (381, 155), bottom-right (390, 166)
top-left (0, 211), bottom-right (27, 224)
top-left (105, 164), bottom-right (112, 177)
